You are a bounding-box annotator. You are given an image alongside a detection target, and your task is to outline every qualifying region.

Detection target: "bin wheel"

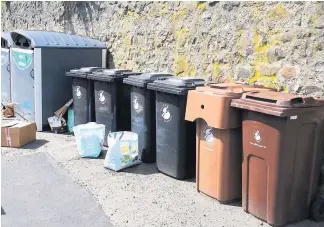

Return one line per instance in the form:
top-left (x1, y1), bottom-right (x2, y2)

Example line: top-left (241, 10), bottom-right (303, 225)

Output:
top-left (311, 197), bottom-right (324, 222)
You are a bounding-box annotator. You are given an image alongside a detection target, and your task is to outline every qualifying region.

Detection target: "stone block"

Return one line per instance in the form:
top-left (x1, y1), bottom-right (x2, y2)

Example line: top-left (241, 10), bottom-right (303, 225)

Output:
top-left (279, 64), bottom-right (299, 79)
top-left (267, 46), bottom-right (284, 63)
top-left (234, 65), bottom-right (255, 81)
top-left (257, 63), bottom-right (281, 76)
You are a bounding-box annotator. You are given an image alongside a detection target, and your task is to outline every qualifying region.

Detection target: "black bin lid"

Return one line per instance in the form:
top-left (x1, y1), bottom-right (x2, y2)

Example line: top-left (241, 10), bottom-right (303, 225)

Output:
top-left (147, 77), bottom-right (205, 95)
top-left (65, 67), bottom-right (104, 78)
top-left (123, 72), bottom-right (174, 88)
top-left (87, 69), bottom-right (139, 82)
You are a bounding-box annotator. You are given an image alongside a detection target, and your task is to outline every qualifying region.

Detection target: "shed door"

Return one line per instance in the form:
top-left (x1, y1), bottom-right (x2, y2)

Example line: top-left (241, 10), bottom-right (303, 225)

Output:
top-left (1, 48), bottom-right (11, 105)
top-left (11, 48), bottom-right (35, 121)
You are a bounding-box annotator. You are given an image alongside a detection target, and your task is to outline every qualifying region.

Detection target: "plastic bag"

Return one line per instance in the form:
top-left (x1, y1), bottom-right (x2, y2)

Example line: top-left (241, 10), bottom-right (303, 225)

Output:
top-left (73, 122), bottom-right (105, 158)
top-left (104, 131), bottom-right (140, 171)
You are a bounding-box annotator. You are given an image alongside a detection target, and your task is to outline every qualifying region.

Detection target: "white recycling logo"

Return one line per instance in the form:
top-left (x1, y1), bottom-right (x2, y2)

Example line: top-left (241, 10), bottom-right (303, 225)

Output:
top-left (133, 96), bottom-right (139, 110)
top-left (204, 126), bottom-right (215, 143)
top-left (98, 91), bottom-right (106, 104)
top-left (254, 130), bottom-right (262, 143)
top-left (161, 104), bottom-right (171, 122)
top-left (75, 86), bottom-right (82, 99)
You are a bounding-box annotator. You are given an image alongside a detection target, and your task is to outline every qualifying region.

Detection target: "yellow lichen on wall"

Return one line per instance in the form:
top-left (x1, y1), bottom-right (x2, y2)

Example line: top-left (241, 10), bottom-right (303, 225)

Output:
top-left (268, 3), bottom-right (287, 19)
top-left (174, 54), bottom-right (188, 76)
top-left (212, 62), bottom-right (220, 79)
top-left (197, 2), bottom-right (206, 10)
top-left (248, 70), bottom-right (280, 90)
top-left (188, 65), bottom-right (196, 76)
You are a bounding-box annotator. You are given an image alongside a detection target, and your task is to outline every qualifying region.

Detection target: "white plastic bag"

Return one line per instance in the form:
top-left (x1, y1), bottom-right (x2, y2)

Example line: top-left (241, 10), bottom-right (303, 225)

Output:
top-left (104, 131), bottom-right (140, 171)
top-left (73, 122), bottom-right (105, 158)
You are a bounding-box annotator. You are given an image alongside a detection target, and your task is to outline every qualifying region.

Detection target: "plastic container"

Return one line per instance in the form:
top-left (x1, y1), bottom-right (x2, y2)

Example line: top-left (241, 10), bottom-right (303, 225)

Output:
top-left (148, 77), bottom-right (205, 179)
top-left (73, 122), bottom-right (105, 158)
top-left (185, 83), bottom-right (271, 202)
top-left (104, 131), bottom-right (140, 171)
top-left (231, 91), bottom-right (324, 226)
top-left (66, 67), bottom-right (103, 126)
top-left (87, 69), bottom-right (140, 146)
top-left (67, 107), bottom-right (74, 133)
top-left (123, 73), bottom-right (174, 163)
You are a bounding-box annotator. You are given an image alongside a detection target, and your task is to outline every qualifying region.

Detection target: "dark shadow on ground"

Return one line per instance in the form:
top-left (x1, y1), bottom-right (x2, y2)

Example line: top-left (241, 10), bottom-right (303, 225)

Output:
top-left (21, 139), bottom-right (49, 150)
top-left (1, 207), bottom-right (5, 215)
top-left (184, 177), bottom-right (196, 183)
top-left (223, 199), bottom-right (242, 207)
top-left (122, 163), bottom-right (159, 175)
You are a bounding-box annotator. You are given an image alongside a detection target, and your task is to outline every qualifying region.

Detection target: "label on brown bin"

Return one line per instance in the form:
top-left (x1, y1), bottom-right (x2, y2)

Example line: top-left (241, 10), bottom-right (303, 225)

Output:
top-left (202, 125), bottom-right (215, 151)
top-left (250, 130), bottom-right (266, 149)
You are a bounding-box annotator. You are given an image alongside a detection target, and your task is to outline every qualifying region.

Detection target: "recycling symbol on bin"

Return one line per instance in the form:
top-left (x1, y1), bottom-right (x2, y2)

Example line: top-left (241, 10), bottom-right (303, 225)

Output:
top-left (203, 126), bottom-right (215, 144)
top-left (98, 90), bottom-right (106, 104)
top-left (161, 104), bottom-right (172, 122)
top-left (75, 86), bottom-right (82, 99)
top-left (133, 96), bottom-right (143, 113)
top-left (133, 96), bottom-right (139, 110)
top-left (254, 130), bottom-right (262, 143)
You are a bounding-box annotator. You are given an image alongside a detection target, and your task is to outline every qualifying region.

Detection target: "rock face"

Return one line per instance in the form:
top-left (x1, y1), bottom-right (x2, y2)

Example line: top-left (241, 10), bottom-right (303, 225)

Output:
top-left (1, 1), bottom-right (324, 97)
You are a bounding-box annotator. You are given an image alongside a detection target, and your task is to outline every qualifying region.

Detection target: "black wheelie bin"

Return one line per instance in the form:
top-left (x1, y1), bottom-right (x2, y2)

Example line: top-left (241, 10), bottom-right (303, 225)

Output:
top-left (87, 69), bottom-right (141, 145)
top-left (66, 67), bottom-right (103, 126)
top-left (148, 77), bottom-right (205, 179)
top-left (123, 73), bottom-right (174, 163)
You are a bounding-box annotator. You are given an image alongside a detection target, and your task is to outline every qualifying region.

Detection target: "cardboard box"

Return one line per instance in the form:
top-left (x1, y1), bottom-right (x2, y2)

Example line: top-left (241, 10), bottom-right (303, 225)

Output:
top-left (1, 121), bottom-right (36, 148)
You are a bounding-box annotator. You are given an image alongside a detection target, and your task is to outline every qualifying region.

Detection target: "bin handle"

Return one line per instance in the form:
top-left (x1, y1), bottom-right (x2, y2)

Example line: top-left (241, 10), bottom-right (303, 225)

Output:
top-left (6, 64), bottom-right (10, 73)
top-left (30, 69), bottom-right (34, 80)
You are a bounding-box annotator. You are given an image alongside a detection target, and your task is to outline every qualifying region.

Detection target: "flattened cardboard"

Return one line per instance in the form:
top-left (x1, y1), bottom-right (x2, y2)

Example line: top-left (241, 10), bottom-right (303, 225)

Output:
top-left (1, 120), bottom-right (36, 148)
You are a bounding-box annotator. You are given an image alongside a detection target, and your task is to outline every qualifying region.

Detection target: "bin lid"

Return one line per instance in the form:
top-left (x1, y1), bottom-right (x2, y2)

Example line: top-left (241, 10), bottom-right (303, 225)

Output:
top-left (65, 67), bottom-right (104, 78)
top-left (87, 69), bottom-right (137, 82)
top-left (1, 32), bottom-right (13, 48)
top-left (123, 72), bottom-right (174, 88)
top-left (231, 90), bottom-right (324, 117)
top-left (196, 83), bottom-right (271, 96)
top-left (147, 77), bottom-right (205, 95)
top-left (11, 30), bottom-right (106, 49)
top-left (185, 83), bottom-right (271, 129)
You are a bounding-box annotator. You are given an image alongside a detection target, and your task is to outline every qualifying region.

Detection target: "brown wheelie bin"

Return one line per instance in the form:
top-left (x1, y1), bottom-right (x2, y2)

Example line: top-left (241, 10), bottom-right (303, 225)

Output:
top-left (231, 91), bottom-right (324, 226)
top-left (185, 83), bottom-right (270, 203)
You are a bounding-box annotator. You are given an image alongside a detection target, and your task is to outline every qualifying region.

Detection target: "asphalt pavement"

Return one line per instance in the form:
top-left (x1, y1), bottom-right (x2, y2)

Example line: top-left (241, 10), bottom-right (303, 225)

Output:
top-left (2, 152), bottom-right (113, 227)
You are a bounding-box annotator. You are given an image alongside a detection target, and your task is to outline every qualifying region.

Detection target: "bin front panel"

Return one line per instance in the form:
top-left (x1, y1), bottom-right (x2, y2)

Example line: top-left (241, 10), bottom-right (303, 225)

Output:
top-left (242, 110), bottom-right (324, 226)
top-left (1, 48), bottom-right (11, 104)
top-left (196, 119), bottom-right (242, 202)
top-left (116, 82), bottom-right (131, 131)
top-left (131, 87), bottom-right (156, 163)
top-left (94, 81), bottom-right (116, 146)
top-left (11, 48), bottom-right (35, 121)
top-left (155, 92), bottom-right (195, 179)
top-left (72, 78), bottom-right (91, 126)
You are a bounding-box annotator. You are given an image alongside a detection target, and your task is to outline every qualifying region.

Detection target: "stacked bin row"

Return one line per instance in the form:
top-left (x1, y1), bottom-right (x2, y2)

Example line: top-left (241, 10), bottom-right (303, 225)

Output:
top-left (67, 67), bottom-right (324, 226)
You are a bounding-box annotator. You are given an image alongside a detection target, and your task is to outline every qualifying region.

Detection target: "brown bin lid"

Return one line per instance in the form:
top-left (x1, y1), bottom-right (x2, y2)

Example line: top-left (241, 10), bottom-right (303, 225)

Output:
top-left (185, 83), bottom-right (271, 129)
top-left (196, 83), bottom-right (270, 95)
top-left (231, 90), bottom-right (324, 117)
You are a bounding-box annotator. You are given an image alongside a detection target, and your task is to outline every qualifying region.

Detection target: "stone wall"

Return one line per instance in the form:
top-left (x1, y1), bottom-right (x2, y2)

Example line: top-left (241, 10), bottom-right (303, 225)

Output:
top-left (2, 1), bottom-right (324, 96)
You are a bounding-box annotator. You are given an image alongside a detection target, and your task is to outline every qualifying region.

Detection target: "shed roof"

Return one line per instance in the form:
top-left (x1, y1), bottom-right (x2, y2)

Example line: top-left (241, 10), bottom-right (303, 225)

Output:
top-left (11, 30), bottom-right (106, 49)
top-left (1, 32), bottom-right (13, 47)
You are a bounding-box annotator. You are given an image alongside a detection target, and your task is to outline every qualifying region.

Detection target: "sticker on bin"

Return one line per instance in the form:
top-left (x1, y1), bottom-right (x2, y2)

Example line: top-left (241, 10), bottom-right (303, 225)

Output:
top-left (98, 90), bottom-right (106, 104)
top-left (133, 96), bottom-right (143, 113)
top-left (250, 130), bottom-right (266, 148)
top-left (161, 104), bottom-right (172, 122)
top-left (75, 86), bottom-right (82, 99)
top-left (104, 131), bottom-right (140, 171)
